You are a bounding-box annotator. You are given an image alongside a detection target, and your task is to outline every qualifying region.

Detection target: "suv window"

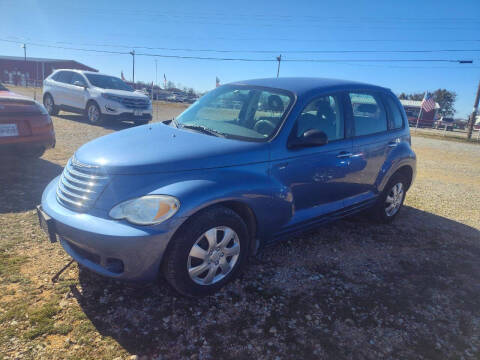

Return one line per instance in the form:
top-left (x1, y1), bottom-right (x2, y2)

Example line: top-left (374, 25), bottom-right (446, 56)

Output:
top-left (70, 73), bottom-right (87, 87)
top-left (295, 95), bottom-right (344, 141)
top-left (384, 95), bottom-right (404, 129)
top-left (52, 71), bottom-right (73, 84)
top-left (349, 92), bottom-right (387, 136)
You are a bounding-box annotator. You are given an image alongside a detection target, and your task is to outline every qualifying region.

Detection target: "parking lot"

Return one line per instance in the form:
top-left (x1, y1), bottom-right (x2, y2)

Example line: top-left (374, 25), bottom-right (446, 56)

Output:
top-left (1, 88), bottom-right (480, 359)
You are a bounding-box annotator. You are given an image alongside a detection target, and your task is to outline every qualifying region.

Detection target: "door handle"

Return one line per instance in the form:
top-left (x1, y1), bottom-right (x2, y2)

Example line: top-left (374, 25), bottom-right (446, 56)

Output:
top-left (336, 151), bottom-right (352, 158)
top-left (388, 141), bottom-right (398, 148)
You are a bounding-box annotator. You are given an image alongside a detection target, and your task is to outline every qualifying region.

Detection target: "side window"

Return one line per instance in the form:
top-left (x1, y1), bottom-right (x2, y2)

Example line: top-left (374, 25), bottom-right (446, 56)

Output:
top-left (349, 93), bottom-right (387, 136)
top-left (51, 72), bottom-right (62, 81)
top-left (384, 95), bottom-right (404, 129)
top-left (295, 95), bottom-right (344, 141)
top-left (54, 71), bottom-right (73, 84)
top-left (70, 73), bottom-right (86, 87)
top-left (253, 92), bottom-right (291, 131)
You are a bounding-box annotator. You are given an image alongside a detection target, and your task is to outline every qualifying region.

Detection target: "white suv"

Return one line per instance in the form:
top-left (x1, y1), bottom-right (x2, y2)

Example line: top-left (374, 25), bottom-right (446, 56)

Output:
top-left (43, 70), bottom-right (152, 125)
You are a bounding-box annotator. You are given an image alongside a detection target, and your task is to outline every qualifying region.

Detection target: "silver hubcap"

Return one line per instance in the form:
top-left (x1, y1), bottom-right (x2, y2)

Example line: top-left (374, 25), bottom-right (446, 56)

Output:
top-left (187, 226), bottom-right (240, 286)
top-left (88, 104), bottom-right (99, 123)
top-left (385, 182), bottom-right (404, 217)
top-left (44, 97), bottom-right (53, 112)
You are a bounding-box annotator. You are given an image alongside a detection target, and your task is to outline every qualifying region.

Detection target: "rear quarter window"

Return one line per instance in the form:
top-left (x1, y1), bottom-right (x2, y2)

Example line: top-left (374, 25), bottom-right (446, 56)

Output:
top-left (384, 95), bottom-right (404, 129)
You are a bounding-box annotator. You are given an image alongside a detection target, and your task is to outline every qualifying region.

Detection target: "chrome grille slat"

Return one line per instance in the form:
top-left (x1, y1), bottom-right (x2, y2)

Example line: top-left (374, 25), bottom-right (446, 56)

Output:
top-left (60, 175), bottom-right (96, 194)
top-left (66, 163), bottom-right (108, 180)
top-left (63, 170), bottom-right (103, 187)
top-left (58, 181), bottom-right (92, 201)
top-left (56, 157), bottom-right (109, 211)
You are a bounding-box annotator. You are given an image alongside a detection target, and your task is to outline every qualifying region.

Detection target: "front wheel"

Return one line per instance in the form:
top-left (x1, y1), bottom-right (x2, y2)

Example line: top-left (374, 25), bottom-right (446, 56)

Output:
top-left (163, 206), bottom-right (249, 297)
top-left (86, 102), bottom-right (103, 124)
top-left (370, 173), bottom-right (407, 223)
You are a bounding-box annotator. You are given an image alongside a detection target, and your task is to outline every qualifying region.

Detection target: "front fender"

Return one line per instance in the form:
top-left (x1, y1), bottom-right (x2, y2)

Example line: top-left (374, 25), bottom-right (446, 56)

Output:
top-left (96, 164), bottom-right (291, 240)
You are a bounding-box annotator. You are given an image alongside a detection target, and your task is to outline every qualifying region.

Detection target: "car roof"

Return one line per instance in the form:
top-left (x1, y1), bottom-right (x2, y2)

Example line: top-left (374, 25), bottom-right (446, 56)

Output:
top-left (228, 77), bottom-right (390, 97)
top-left (52, 69), bottom-right (113, 76)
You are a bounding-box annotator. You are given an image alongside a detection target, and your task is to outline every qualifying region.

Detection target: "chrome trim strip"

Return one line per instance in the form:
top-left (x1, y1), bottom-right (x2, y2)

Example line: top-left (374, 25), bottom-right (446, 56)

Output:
top-left (61, 175), bottom-right (96, 194)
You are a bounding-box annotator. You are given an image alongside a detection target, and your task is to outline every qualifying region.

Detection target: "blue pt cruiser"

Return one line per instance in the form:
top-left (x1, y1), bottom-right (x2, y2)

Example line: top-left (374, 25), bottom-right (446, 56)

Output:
top-left (38, 78), bottom-right (416, 297)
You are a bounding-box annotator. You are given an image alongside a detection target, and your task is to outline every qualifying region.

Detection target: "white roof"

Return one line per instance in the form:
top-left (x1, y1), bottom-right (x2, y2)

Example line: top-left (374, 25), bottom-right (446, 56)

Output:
top-left (400, 99), bottom-right (440, 109)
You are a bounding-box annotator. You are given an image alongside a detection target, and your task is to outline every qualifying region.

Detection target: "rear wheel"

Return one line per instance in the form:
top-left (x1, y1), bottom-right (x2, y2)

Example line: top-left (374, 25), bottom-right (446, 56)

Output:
top-left (43, 94), bottom-right (58, 116)
top-left (17, 146), bottom-right (45, 158)
top-left (371, 173), bottom-right (407, 223)
top-left (86, 102), bottom-right (102, 124)
top-left (163, 206), bottom-right (249, 297)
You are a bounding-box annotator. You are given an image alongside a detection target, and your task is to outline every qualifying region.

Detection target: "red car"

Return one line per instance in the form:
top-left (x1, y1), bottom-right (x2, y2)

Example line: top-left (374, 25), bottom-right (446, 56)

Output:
top-left (0, 83), bottom-right (55, 157)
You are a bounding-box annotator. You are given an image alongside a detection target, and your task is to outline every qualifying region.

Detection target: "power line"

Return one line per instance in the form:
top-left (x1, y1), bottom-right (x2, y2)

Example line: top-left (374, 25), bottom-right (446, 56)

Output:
top-left (0, 38), bottom-right (475, 64)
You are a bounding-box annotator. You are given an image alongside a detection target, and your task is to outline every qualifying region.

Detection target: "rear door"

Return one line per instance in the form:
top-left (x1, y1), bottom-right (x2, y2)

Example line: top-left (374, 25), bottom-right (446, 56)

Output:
top-left (344, 91), bottom-right (391, 207)
top-left (50, 71), bottom-right (72, 106)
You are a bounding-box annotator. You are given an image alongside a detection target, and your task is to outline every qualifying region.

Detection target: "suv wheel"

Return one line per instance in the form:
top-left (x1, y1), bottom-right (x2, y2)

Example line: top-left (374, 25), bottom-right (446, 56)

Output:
top-left (163, 206), bottom-right (249, 297)
top-left (43, 94), bottom-right (58, 116)
top-left (371, 173), bottom-right (407, 223)
top-left (86, 102), bottom-right (102, 124)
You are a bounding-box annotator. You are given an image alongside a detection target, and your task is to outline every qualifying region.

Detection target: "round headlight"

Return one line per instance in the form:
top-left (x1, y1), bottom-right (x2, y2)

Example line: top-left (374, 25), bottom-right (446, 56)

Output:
top-left (109, 195), bottom-right (180, 225)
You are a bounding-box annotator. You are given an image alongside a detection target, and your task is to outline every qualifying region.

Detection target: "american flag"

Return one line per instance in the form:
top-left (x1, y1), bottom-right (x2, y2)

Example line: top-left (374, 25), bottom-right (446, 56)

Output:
top-left (421, 92), bottom-right (436, 113)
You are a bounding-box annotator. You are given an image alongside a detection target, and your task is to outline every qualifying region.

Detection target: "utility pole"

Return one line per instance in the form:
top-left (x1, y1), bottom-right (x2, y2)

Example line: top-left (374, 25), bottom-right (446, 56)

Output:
top-left (130, 50), bottom-right (135, 85)
top-left (467, 80), bottom-right (480, 140)
top-left (276, 54), bottom-right (282, 78)
top-left (21, 43), bottom-right (27, 87)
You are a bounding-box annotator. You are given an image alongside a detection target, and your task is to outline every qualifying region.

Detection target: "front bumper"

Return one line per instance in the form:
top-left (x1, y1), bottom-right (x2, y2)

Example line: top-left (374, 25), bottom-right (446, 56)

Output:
top-left (40, 177), bottom-right (184, 281)
top-left (98, 97), bottom-right (152, 120)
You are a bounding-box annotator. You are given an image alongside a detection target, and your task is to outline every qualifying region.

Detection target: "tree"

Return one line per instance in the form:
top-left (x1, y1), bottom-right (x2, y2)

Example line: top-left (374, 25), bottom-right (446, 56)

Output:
top-left (432, 89), bottom-right (457, 117)
top-left (397, 89), bottom-right (457, 116)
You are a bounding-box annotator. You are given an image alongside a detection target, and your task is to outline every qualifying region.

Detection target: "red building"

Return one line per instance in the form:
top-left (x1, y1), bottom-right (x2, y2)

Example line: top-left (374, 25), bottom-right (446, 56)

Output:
top-left (399, 99), bottom-right (440, 128)
top-left (0, 55), bottom-right (97, 87)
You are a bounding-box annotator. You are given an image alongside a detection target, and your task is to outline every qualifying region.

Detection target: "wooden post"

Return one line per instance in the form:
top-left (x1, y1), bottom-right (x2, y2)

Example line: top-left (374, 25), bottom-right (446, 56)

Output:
top-left (467, 80), bottom-right (480, 140)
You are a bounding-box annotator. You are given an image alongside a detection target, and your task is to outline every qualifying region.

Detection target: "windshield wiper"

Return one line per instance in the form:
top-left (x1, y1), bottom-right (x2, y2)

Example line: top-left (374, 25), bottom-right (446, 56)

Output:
top-left (179, 124), bottom-right (226, 137)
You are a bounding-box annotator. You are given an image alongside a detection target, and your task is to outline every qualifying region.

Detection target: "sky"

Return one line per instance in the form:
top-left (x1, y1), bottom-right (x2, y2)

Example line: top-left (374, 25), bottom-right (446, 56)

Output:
top-left (0, 0), bottom-right (479, 117)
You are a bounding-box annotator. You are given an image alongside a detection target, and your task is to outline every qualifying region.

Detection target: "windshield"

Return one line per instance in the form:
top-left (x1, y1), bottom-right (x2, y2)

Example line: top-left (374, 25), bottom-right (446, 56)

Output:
top-left (85, 74), bottom-right (133, 91)
top-left (176, 85), bottom-right (293, 141)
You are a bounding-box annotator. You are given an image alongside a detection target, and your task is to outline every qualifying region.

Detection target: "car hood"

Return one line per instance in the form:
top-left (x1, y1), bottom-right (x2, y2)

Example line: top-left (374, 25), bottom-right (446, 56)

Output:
top-left (74, 123), bottom-right (269, 174)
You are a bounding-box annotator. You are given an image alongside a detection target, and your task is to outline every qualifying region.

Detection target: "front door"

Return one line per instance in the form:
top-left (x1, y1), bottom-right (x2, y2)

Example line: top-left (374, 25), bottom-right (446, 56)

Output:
top-left (270, 93), bottom-right (355, 233)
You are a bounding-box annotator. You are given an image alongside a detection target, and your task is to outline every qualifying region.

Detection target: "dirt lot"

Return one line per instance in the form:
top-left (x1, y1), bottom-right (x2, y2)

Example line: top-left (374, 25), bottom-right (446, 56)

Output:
top-left (0, 87), bottom-right (479, 359)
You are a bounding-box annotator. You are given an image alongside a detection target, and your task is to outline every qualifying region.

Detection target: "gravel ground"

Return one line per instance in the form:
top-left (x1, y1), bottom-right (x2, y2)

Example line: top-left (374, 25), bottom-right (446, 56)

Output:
top-left (0, 88), bottom-right (479, 359)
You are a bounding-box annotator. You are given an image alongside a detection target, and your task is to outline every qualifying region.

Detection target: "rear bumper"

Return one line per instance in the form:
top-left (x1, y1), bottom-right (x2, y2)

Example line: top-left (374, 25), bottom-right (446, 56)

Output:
top-left (40, 176), bottom-right (185, 281)
top-left (0, 130), bottom-right (56, 150)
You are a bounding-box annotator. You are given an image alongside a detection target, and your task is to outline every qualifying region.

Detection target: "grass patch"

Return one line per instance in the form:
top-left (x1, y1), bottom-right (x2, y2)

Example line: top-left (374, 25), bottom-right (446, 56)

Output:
top-left (0, 250), bottom-right (27, 283)
top-left (24, 301), bottom-right (61, 339)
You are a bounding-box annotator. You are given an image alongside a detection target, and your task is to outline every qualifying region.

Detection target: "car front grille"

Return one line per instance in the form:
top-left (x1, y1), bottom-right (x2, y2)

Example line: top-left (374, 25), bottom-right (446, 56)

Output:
top-left (120, 97), bottom-right (150, 109)
top-left (56, 157), bottom-right (109, 211)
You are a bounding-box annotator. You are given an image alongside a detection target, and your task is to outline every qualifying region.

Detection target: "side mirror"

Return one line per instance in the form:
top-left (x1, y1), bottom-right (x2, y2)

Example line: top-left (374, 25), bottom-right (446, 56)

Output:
top-left (288, 129), bottom-right (328, 149)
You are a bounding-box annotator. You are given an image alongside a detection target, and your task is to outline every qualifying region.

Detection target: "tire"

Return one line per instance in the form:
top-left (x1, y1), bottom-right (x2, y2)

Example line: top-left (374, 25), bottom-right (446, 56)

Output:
top-left (17, 146), bottom-right (45, 158)
top-left (86, 101), bottom-right (103, 124)
top-left (163, 206), bottom-right (249, 297)
top-left (370, 173), bottom-right (408, 224)
top-left (43, 94), bottom-right (58, 116)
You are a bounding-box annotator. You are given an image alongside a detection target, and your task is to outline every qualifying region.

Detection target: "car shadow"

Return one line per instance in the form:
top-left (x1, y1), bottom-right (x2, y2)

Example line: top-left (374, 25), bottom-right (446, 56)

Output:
top-left (68, 205), bottom-right (480, 358)
top-left (0, 155), bottom-right (63, 213)
top-left (55, 113), bottom-right (136, 131)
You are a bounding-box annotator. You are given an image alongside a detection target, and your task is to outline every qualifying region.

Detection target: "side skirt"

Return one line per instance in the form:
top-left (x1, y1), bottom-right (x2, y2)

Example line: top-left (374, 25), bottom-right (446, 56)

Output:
top-left (264, 197), bottom-right (377, 245)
